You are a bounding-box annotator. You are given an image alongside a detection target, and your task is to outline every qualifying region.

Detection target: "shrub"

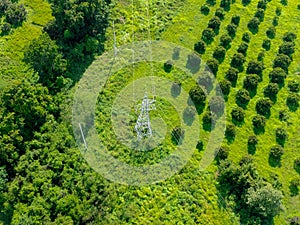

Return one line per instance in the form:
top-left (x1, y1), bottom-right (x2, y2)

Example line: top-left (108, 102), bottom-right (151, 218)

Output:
top-left (237, 42), bottom-right (248, 56)
top-left (189, 85), bottom-right (206, 107)
top-left (243, 74), bottom-right (260, 93)
top-left (194, 40), bottom-right (206, 54)
top-left (200, 4), bottom-right (210, 15)
top-left (206, 0), bottom-right (216, 6)
top-left (215, 8), bottom-right (225, 20)
top-left (257, 0), bottom-right (267, 10)
top-left (298, 4), bottom-right (300, 10)
top-left (288, 80), bottom-right (300, 92)
top-left (242, 0), bottom-right (251, 5)
top-left (231, 53), bottom-right (245, 68)
top-left (252, 115), bottom-right (266, 131)
top-left (283, 32), bottom-right (297, 42)
top-left (242, 32), bottom-right (251, 43)
top-left (263, 83), bottom-right (279, 101)
top-left (295, 158), bottom-right (300, 173)
top-left (226, 23), bottom-right (237, 37)
top-left (220, 34), bottom-right (232, 48)
top-left (248, 135), bottom-right (258, 153)
top-left (1, 22), bottom-right (11, 34)
top-left (270, 145), bottom-right (284, 159)
top-left (269, 67), bottom-right (287, 85)
top-left (0, 0), bottom-right (11, 14)
top-left (183, 106), bottom-right (196, 119)
top-left (272, 16), bottom-right (279, 26)
top-left (203, 111), bottom-right (217, 130)
top-left (276, 7), bottom-right (282, 16)
top-left (262, 39), bottom-right (271, 50)
top-left (220, 0), bottom-right (231, 9)
top-left (279, 42), bottom-right (295, 57)
top-left (231, 15), bottom-right (240, 26)
top-left (280, 0), bottom-right (287, 6)
top-left (206, 58), bottom-right (219, 75)
top-left (172, 126), bottom-right (185, 144)
top-left (255, 98), bottom-right (273, 116)
top-left (246, 60), bottom-right (264, 77)
top-left (208, 16), bottom-right (221, 33)
top-left (225, 67), bottom-right (238, 84)
top-left (171, 82), bottom-right (181, 96)
top-left (213, 46), bottom-right (226, 62)
top-left (202, 28), bottom-right (215, 43)
top-left (217, 79), bottom-right (231, 96)
top-left (164, 60), bottom-right (173, 72)
top-left (273, 54), bottom-right (291, 72)
top-left (187, 53), bottom-right (201, 70)
top-left (276, 127), bottom-right (287, 144)
top-left (254, 9), bottom-right (265, 22)
top-left (286, 93), bottom-right (300, 110)
top-left (216, 145), bottom-right (229, 161)
top-left (196, 140), bottom-right (204, 151)
top-left (209, 96), bottom-right (225, 117)
top-left (231, 107), bottom-right (245, 122)
top-left (279, 110), bottom-right (288, 121)
top-left (236, 89), bottom-right (250, 107)
top-left (266, 26), bottom-right (276, 39)
top-left (225, 124), bottom-right (236, 140)
top-left (198, 71), bottom-right (213, 92)
top-left (257, 52), bottom-right (265, 61)
top-left (248, 17), bottom-right (260, 32)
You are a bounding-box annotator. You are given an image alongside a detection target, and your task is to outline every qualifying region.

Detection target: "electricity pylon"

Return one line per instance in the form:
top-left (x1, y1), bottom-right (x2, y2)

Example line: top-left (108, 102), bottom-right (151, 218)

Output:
top-left (134, 95), bottom-right (156, 139)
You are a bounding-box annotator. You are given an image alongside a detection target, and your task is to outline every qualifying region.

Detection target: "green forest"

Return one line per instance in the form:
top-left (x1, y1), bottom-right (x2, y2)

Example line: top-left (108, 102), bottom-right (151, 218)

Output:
top-left (0, 0), bottom-right (300, 224)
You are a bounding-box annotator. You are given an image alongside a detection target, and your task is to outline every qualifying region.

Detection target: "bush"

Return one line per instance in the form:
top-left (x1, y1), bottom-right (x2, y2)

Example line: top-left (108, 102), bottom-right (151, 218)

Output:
top-left (172, 126), bottom-right (185, 144)
top-left (270, 145), bottom-right (284, 159)
top-left (231, 53), bottom-right (245, 69)
top-left (0, 0), bottom-right (11, 15)
top-left (255, 98), bottom-right (273, 116)
top-left (225, 124), bottom-right (236, 140)
top-left (206, 0), bottom-right (216, 6)
top-left (273, 54), bottom-right (291, 72)
top-left (286, 93), bottom-right (300, 110)
top-left (243, 74), bottom-right (260, 93)
top-left (283, 32), bottom-right (297, 42)
top-left (198, 71), bottom-right (213, 92)
top-left (257, 52), bottom-right (265, 61)
top-left (217, 79), bottom-right (231, 96)
top-left (246, 60), bottom-right (264, 77)
top-left (276, 127), bottom-right (287, 145)
top-left (248, 135), bottom-right (258, 153)
top-left (254, 9), bottom-right (265, 22)
top-left (225, 67), bottom-right (238, 85)
top-left (266, 26), bottom-right (276, 39)
top-left (209, 96), bottom-right (225, 117)
top-left (171, 82), bottom-right (181, 96)
top-left (202, 28), bottom-right (215, 43)
top-left (206, 58), bottom-right (219, 75)
top-left (164, 60), bottom-right (173, 72)
top-left (237, 42), bottom-right (248, 56)
top-left (231, 106), bottom-right (245, 122)
top-left (280, 0), bottom-right (287, 6)
top-left (231, 15), bottom-right (240, 26)
top-left (220, 0), bottom-right (231, 9)
top-left (213, 46), bottom-right (226, 62)
top-left (264, 83), bottom-right (279, 101)
top-left (208, 16), bottom-right (221, 33)
top-left (1, 22), bottom-right (11, 34)
top-left (279, 42), bottom-right (295, 57)
top-left (279, 110), bottom-right (288, 121)
top-left (5, 3), bottom-right (27, 25)
top-left (200, 4), bottom-right (210, 15)
top-left (269, 67), bottom-right (287, 85)
top-left (288, 80), bottom-right (300, 92)
top-left (252, 115), bottom-right (266, 131)
top-left (257, 0), bottom-right (267, 10)
top-left (226, 23), bottom-right (237, 37)
top-left (187, 53), bottom-right (201, 71)
top-left (272, 16), bottom-right (279, 26)
top-left (215, 8), bottom-right (225, 20)
top-left (194, 40), bottom-right (206, 54)
top-left (203, 111), bottom-right (217, 130)
top-left (242, 32), bottom-right (251, 43)
top-left (248, 17), bottom-right (260, 32)
top-left (276, 7), bottom-right (282, 16)
top-left (242, 0), bottom-right (251, 5)
top-left (196, 140), bottom-right (204, 151)
top-left (220, 34), bottom-right (232, 48)
top-left (236, 89), bottom-right (251, 107)
top-left (262, 39), bottom-right (271, 50)
top-left (290, 216), bottom-right (300, 225)
top-left (295, 158), bottom-right (300, 173)
top-left (189, 85), bottom-right (206, 107)
top-left (183, 106), bottom-right (196, 119)
top-left (216, 145), bottom-right (230, 161)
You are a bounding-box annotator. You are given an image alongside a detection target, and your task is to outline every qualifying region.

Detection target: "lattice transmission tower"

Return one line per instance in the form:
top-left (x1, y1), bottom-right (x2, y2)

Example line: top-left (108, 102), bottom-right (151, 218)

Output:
top-left (134, 95), bottom-right (156, 139)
